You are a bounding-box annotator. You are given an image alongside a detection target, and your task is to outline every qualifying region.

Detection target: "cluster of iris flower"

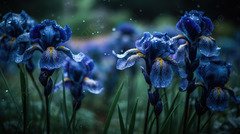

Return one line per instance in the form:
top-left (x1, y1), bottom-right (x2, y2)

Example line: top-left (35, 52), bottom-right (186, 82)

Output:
top-left (0, 11), bottom-right (104, 108)
top-left (113, 10), bottom-right (240, 119)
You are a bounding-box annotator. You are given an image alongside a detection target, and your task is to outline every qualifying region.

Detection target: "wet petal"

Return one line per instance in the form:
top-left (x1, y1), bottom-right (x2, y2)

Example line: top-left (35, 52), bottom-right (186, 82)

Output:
top-left (176, 17), bottom-right (201, 41)
top-left (116, 53), bottom-right (144, 70)
top-left (170, 43), bottom-right (187, 63)
top-left (150, 59), bottom-right (172, 88)
top-left (112, 48), bottom-right (139, 58)
top-left (206, 88), bottom-right (229, 111)
top-left (57, 46), bottom-right (85, 62)
top-left (140, 66), bottom-right (151, 85)
top-left (83, 77), bottom-right (104, 94)
top-left (40, 47), bottom-right (65, 70)
top-left (53, 78), bottom-right (72, 93)
top-left (179, 79), bottom-right (188, 92)
top-left (198, 36), bottom-right (220, 57)
top-left (225, 88), bottom-right (240, 103)
top-left (165, 57), bottom-right (187, 78)
top-left (15, 45), bottom-right (43, 63)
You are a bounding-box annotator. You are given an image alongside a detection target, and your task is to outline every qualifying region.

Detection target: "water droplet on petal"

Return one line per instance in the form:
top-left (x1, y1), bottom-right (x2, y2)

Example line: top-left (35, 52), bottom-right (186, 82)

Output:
top-left (112, 28), bottom-right (116, 32)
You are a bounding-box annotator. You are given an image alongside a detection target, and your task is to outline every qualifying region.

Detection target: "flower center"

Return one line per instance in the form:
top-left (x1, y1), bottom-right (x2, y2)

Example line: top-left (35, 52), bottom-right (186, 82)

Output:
top-left (47, 47), bottom-right (55, 56)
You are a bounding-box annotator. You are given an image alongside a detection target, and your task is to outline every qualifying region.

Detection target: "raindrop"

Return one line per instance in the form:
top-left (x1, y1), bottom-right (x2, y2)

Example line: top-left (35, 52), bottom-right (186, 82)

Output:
top-left (5, 89), bottom-right (8, 93)
top-left (92, 32), bottom-right (95, 35)
top-left (83, 20), bottom-right (85, 23)
top-left (129, 18), bottom-right (133, 21)
top-left (112, 28), bottom-right (116, 32)
top-left (104, 53), bottom-right (107, 56)
top-left (121, 50), bottom-right (123, 52)
top-left (197, 5), bottom-right (200, 8)
top-left (96, 31), bottom-right (99, 34)
top-left (139, 9), bottom-right (143, 12)
top-left (8, 21), bottom-right (11, 24)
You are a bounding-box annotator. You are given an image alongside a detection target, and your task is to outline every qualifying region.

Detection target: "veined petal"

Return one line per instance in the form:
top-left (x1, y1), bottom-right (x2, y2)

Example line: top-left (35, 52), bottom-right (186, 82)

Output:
top-left (116, 53), bottom-right (144, 70)
top-left (15, 45), bottom-right (43, 63)
top-left (57, 46), bottom-right (85, 62)
top-left (165, 57), bottom-right (187, 78)
top-left (198, 36), bottom-right (220, 57)
top-left (83, 77), bottom-right (104, 94)
top-left (150, 58), bottom-right (172, 88)
top-left (53, 78), bottom-right (72, 93)
top-left (206, 87), bottom-right (229, 111)
top-left (112, 48), bottom-right (139, 58)
top-left (40, 47), bottom-right (65, 70)
top-left (201, 17), bottom-right (214, 36)
top-left (170, 43), bottom-right (187, 63)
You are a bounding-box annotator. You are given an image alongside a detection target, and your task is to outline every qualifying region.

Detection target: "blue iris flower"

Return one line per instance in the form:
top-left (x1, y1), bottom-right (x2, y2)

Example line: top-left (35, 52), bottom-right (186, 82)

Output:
top-left (15, 19), bottom-right (84, 70)
top-left (175, 10), bottom-right (220, 57)
top-left (196, 60), bottom-right (240, 111)
top-left (0, 10), bottom-right (37, 63)
top-left (54, 55), bottom-right (103, 109)
top-left (113, 32), bottom-right (186, 88)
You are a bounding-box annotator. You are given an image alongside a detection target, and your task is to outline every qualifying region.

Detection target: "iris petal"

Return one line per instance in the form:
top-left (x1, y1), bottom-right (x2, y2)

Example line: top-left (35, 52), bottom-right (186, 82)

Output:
top-left (112, 48), bottom-right (139, 58)
top-left (15, 45), bottom-right (43, 63)
top-left (176, 17), bottom-right (201, 41)
top-left (201, 17), bottom-right (214, 36)
top-left (57, 46), bottom-right (85, 62)
top-left (198, 36), bottom-right (220, 57)
top-left (206, 88), bottom-right (229, 111)
top-left (116, 54), bottom-right (144, 70)
top-left (165, 57), bottom-right (187, 78)
top-left (150, 59), bottom-right (172, 88)
top-left (39, 48), bottom-right (65, 70)
top-left (170, 43), bottom-right (187, 63)
top-left (83, 77), bottom-right (104, 94)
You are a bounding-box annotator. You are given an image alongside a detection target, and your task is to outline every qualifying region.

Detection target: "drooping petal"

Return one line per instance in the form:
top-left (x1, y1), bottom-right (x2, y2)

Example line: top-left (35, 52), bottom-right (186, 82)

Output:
top-left (15, 33), bottom-right (31, 55)
top-left (198, 36), bottom-right (220, 57)
top-left (225, 88), bottom-right (240, 103)
top-left (83, 77), bottom-right (104, 94)
top-left (176, 17), bottom-right (201, 41)
top-left (170, 43), bottom-right (187, 63)
top-left (179, 79), bottom-right (188, 92)
top-left (39, 47), bottom-right (65, 70)
top-left (154, 99), bottom-right (163, 117)
top-left (150, 59), bottom-right (172, 88)
top-left (112, 48), bottom-right (139, 58)
top-left (206, 88), bottom-right (229, 111)
top-left (135, 32), bottom-right (151, 54)
top-left (165, 57), bottom-right (187, 78)
top-left (15, 45), bottom-right (43, 63)
top-left (57, 46), bottom-right (85, 62)
top-left (116, 53), bottom-right (144, 70)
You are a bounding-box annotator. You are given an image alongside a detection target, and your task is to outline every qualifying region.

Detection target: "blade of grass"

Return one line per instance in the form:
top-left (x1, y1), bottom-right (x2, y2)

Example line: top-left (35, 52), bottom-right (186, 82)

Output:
top-left (118, 105), bottom-right (126, 134)
top-left (186, 111), bottom-right (197, 132)
top-left (103, 81), bottom-right (124, 134)
top-left (0, 68), bottom-right (20, 114)
top-left (147, 117), bottom-right (156, 134)
top-left (128, 98), bottom-right (138, 134)
top-left (159, 104), bottom-right (180, 134)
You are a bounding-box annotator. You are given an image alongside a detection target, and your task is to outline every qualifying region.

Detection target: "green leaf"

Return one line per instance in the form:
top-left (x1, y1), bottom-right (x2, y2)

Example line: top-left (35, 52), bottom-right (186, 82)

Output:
top-left (62, 72), bottom-right (69, 128)
top-left (128, 98), bottom-right (138, 134)
top-left (118, 105), bottom-right (126, 134)
top-left (103, 81), bottom-right (124, 134)
top-left (186, 111), bottom-right (197, 132)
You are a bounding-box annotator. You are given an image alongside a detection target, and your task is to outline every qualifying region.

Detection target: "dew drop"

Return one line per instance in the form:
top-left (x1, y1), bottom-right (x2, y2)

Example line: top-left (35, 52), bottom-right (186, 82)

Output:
top-left (112, 28), bottom-right (116, 32)
top-left (129, 18), bottom-right (132, 21)
top-left (104, 53), bottom-right (107, 56)
top-left (121, 50), bottom-right (123, 52)
top-left (5, 89), bottom-right (8, 93)
top-left (197, 5), bottom-right (200, 8)
top-left (83, 20), bottom-right (85, 23)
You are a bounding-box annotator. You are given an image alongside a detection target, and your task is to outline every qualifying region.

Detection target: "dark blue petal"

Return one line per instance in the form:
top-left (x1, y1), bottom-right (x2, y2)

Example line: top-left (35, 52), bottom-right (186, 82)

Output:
top-left (201, 17), bottom-right (214, 36)
top-left (154, 99), bottom-right (163, 116)
top-left (165, 57), bottom-right (187, 78)
top-left (135, 32), bottom-right (151, 54)
top-left (206, 88), bottom-right (229, 111)
top-left (198, 36), bottom-right (220, 57)
top-left (39, 48), bottom-right (65, 70)
top-left (176, 17), bottom-right (201, 41)
top-left (170, 43), bottom-right (187, 63)
top-left (150, 59), bottom-right (172, 88)
top-left (64, 25), bottom-right (72, 41)
top-left (44, 78), bottom-right (53, 96)
top-left (140, 66), bottom-right (151, 85)
top-left (83, 77), bottom-right (104, 94)
top-left (15, 33), bottom-right (31, 55)
top-left (116, 54), bottom-right (144, 70)
top-left (225, 88), bottom-right (240, 103)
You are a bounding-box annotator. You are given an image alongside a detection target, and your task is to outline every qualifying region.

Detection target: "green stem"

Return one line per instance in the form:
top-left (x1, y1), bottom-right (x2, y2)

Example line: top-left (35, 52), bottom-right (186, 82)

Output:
top-left (183, 92), bottom-right (190, 134)
top-left (20, 64), bottom-right (28, 134)
top-left (67, 107), bottom-right (77, 133)
top-left (62, 73), bottom-right (69, 126)
top-left (143, 99), bottom-right (150, 134)
top-left (147, 117), bottom-right (156, 134)
top-left (45, 96), bottom-right (50, 134)
top-left (197, 115), bottom-right (201, 133)
top-left (156, 116), bottom-right (159, 134)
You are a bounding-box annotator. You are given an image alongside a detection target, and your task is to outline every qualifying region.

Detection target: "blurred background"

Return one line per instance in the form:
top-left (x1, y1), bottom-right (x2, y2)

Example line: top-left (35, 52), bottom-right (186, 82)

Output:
top-left (1, 0), bottom-right (240, 133)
